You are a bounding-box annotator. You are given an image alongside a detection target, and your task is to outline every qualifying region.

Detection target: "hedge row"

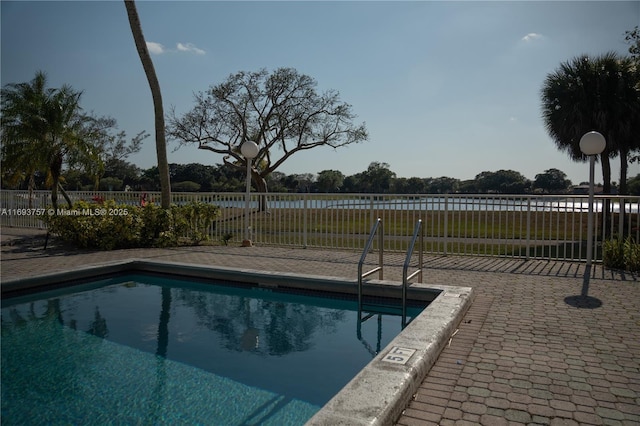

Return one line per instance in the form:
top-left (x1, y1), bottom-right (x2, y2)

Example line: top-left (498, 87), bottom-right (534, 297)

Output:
top-left (45, 200), bottom-right (220, 250)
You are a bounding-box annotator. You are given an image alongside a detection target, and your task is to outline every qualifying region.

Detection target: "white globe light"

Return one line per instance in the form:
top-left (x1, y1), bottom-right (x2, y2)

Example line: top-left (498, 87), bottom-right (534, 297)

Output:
top-left (579, 131), bottom-right (606, 156)
top-left (241, 140), bottom-right (259, 159)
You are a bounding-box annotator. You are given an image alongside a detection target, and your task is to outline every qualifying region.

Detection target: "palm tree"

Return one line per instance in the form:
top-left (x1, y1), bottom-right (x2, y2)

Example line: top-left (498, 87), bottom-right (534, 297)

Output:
top-left (541, 52), bottom-right (640, 194)
top-left (42, 84), bottom-right (89, 210)
top-left (1, 72), bottom-right (49, 206)
top-left (611, 57), bottom-right (640, 195)
top-left (1, 71), bottom-right (90, 210)
top-left (124, 0), bottom-right (171, 209)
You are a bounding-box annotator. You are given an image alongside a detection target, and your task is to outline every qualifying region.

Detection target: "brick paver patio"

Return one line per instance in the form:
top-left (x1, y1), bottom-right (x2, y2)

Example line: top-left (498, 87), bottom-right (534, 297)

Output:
top-left (1, 228), bottom-right (639, 425)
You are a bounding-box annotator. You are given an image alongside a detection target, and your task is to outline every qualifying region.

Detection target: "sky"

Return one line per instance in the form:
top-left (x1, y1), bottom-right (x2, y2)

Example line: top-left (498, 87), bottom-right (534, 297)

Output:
top-left (2, 1), bottom-right (639, 186)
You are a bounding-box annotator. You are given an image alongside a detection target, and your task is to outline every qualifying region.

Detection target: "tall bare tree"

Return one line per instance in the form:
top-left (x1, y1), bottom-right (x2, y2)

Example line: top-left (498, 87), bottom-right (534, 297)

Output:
top-left (167, 68), bottom-right (368, 195)
top-left (124, 0), bottom-right (171, 208)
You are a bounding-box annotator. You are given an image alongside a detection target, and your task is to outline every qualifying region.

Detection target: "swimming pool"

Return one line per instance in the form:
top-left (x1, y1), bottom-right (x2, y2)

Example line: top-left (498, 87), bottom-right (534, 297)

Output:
top-left (2, 272), bottom-right (425, 424)
top-left (1, 260), bottom-right (473, 425)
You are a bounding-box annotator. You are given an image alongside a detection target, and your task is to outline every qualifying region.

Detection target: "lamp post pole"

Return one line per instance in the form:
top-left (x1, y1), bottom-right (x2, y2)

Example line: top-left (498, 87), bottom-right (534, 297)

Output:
top-left (584, 153), bottom-right (596, 290)
top-left (579, 131), bottom-right (606, 296)
top-left (240, 141), bottom-right (259, 247)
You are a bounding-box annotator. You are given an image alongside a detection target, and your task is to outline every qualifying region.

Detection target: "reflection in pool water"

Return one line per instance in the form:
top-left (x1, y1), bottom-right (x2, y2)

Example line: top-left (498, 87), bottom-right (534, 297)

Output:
top-left (1, 274), bottom-right (425, 425)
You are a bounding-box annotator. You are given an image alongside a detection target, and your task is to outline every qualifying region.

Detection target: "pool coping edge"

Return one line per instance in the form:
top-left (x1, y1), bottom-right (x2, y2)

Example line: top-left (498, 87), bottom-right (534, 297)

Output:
top-left (306, 278), bottom-right (474, 425)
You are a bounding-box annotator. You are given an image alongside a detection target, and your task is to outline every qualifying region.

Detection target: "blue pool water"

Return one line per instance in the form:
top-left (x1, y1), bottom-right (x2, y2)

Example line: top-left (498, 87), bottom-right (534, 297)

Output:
top-left (1, 274), bottom-right (426, 425)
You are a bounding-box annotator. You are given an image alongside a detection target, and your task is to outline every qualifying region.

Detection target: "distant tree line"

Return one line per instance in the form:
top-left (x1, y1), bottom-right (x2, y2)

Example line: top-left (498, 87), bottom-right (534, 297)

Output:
top-left (8, 158), bottom-right (640, 195)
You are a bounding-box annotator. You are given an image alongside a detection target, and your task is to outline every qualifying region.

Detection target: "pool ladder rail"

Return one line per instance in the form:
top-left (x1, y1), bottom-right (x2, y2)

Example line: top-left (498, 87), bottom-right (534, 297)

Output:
top-left (357, 218), bottom-right (424, 330)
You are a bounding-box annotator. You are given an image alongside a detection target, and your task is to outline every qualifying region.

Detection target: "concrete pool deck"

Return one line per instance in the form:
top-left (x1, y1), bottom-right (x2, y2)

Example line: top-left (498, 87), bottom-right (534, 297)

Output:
top-left (1, 228), bottom-right (639, 425)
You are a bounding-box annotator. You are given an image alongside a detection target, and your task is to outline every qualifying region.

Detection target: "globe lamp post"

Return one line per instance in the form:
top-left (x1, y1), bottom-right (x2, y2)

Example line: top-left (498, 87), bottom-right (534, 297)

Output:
top-left (241, 140), bottom-right (259, 247)
top-left (579, 131), bottom-right (606, 295)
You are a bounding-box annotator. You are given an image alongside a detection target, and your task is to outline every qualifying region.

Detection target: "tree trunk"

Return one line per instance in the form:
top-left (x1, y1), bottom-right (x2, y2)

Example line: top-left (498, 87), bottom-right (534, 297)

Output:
top-left (618, 149), bottom-right (630, 237)
top-left (601, 155), bottom-right (612, 239)
top-left (619, 149), bottom-right (629, 195)
top-left (28, 173), bottom-right (35, 209)
top-left (58, 183), bottom-right (73, 209)
top-left (124, 0), bottom-right (171, 209)
top-left (601, 155), bottom-right (612, 194)
top-left (255, 172), bottom-right (269, 211)
top-left (49, 153), bottom-right (63, 211)
top-left (50, 180), bottom-right (58, 212)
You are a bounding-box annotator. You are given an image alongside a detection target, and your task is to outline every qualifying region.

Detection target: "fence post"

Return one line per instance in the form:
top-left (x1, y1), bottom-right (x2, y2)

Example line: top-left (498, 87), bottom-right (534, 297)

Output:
top-left (618, 196), bottom-right (625, 238)
top-left (303, 195), bottom-right (308, 248)
top-left (443, 194), bottom-right (449, 256)
top-left (443, 195), bottom-right (448, 256)
top-left (526, 197), bottom-right (531, 260)
top-left (9, 191), bottom-right (15, 227)
top-left (370, 194), bottom-right (375, 229)
top-left (600, 198), bottom-right (606, 261)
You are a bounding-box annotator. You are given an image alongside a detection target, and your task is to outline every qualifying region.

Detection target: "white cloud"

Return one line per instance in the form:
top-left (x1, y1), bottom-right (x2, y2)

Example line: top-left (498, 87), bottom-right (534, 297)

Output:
top-left (176, 42), bottom-right (206, 55)
top-left (145, 41), bottom-right (205, 56)
top-left (521, 33), bottom-right (543, 42)
top-left (146, 41), bottom-right (165, 55)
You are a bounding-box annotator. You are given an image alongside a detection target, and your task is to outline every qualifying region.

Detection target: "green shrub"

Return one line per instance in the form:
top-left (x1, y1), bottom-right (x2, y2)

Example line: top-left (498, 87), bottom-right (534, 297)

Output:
top-left (138, 203), bottom-right (179, 247)
top-left (181, 201), bottom-right (220, 243)
top-left (602, 238), bottom-right (626, 270)
top-left (623, 238), bottom-right (640, 272)
top-left (44, 200), bottom-right (220, 250)
top-left (602, 236), bottom-right (640, 272)
top-left (44, 200), bottom-right (138, 250)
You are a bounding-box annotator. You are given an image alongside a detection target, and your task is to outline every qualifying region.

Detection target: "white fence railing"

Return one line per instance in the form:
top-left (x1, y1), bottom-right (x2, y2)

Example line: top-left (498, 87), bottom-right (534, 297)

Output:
top-left (2, 190), bottom-right (639, 261)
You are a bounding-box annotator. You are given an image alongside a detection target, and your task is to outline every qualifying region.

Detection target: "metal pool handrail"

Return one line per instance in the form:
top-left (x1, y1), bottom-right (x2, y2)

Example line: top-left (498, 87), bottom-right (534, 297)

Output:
top-left (357, 218), bottom-right (383, 321)
top-left (402, 219), bottom-right (424, 327)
